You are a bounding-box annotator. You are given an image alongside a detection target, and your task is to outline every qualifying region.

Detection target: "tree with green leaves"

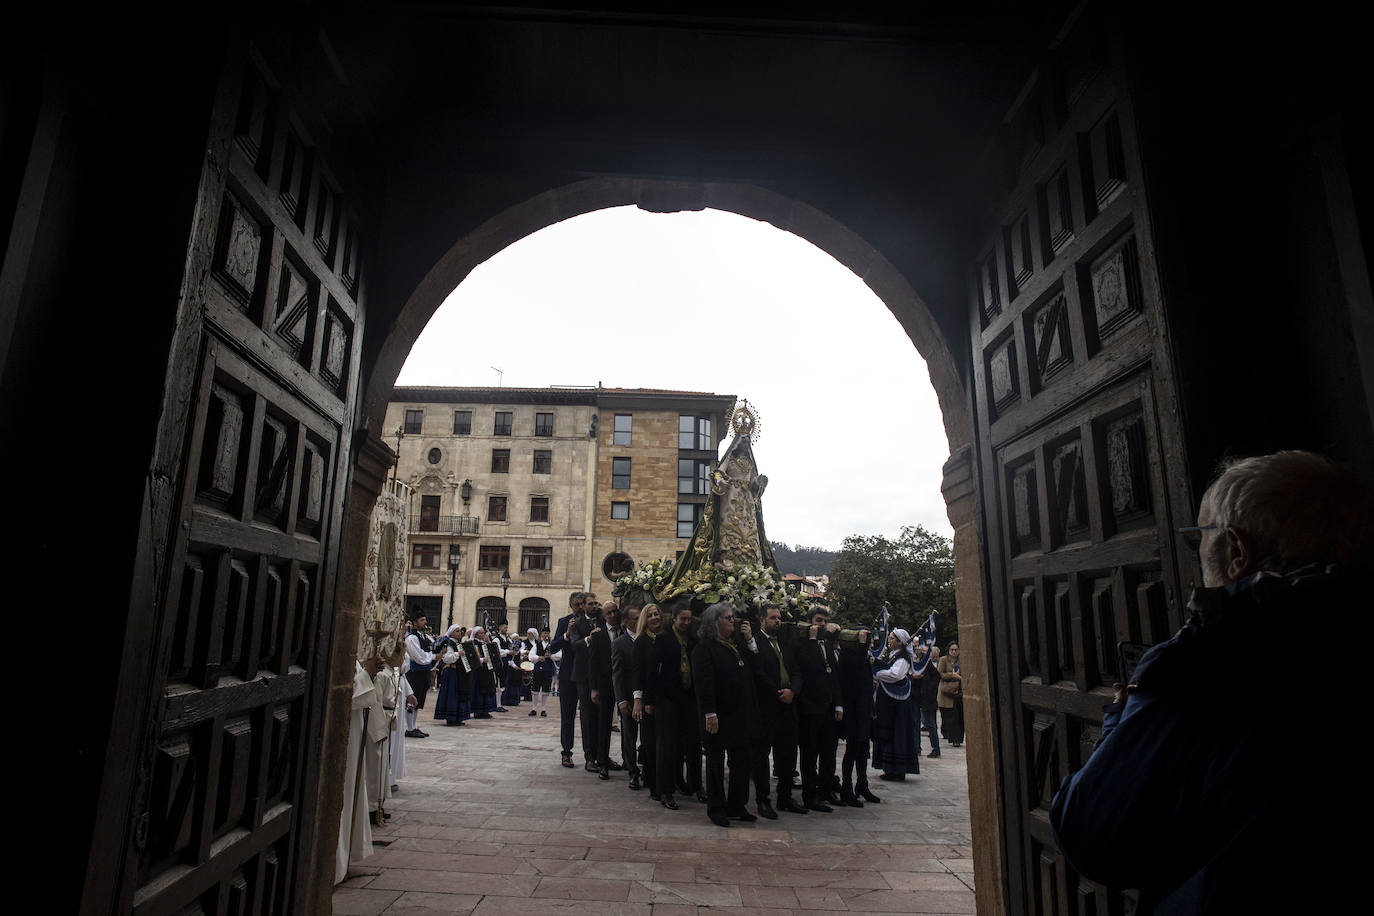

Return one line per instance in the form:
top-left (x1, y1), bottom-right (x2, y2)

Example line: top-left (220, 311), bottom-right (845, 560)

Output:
top-left (825, 525), bottom-right (957, 644)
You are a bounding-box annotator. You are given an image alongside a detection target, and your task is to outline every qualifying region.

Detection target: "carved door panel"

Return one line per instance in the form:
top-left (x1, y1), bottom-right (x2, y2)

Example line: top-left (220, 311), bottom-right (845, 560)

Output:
top-left (969, 19), bottom-right (1196, 916)
top-left (99, 51), bottom-right (368, 915)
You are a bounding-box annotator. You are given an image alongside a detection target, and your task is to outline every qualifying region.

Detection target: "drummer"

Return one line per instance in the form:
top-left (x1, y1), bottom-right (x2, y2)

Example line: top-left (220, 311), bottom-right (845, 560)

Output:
top-left (525, 626), bottom-right (555, 718)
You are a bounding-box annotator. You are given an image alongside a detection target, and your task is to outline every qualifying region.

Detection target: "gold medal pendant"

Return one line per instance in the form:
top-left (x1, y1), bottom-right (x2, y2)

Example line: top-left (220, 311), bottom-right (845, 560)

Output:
top-left (738, 659), bottom-right (745, 668)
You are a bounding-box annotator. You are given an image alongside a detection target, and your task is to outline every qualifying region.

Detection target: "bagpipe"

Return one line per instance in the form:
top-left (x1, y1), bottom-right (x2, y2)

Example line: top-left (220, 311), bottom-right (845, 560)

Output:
top-left (908, 611), bottom-right (939, 677)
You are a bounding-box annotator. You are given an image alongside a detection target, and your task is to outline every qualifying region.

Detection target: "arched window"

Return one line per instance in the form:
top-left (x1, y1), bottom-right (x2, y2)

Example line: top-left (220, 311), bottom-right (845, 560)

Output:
top-left (475, 595), bottom-right (506, 628)
top-left (518, 597), bottom-right (551, 635)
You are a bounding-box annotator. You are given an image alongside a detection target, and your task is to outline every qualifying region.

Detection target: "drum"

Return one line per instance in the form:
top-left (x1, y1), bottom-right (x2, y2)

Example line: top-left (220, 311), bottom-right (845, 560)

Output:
top-left (520, 660), bottom-right (536, 684)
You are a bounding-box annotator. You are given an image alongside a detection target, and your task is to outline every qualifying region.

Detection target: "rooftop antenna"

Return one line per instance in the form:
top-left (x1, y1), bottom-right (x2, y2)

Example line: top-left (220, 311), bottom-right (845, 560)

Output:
top-left (490, 366), bottom-right (503, 386)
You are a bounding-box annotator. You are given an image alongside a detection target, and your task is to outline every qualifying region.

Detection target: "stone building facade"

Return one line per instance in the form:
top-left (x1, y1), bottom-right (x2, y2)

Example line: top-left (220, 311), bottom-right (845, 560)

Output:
top-left (591, 389), bottom-right (737, 597)
top-left (386, 386), bottom-right (734, 631)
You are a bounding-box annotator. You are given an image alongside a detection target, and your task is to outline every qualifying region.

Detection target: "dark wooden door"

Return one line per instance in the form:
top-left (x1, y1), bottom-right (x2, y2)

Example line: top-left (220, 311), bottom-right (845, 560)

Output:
top-left (88, 50), bottom-right (369, 915)
top-left (968, 18), bottom-right (1198, 916)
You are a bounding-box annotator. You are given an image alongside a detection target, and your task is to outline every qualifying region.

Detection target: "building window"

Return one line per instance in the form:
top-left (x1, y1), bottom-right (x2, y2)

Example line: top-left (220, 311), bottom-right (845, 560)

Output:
top-left (612, 457), bottom-right (631, 489)
top-left (518, 596), bottom-right (551, 634)
top-left (602, 551), bottom-right (635, 580)
top-left (478, 544), bottom-right (510, 570)
top-left (613, 413), bottom-right (632, 445)
top-left (677, 503), bottom-right (703, 538)
top-left (453, 410), bottom-right (472, 435)
top-left (522, 546), bottom-right (553, 571)
top-left (533, 449), bottom-right (552, 474)
top-left (404, 409), bottom-right (423, 435)
top-left (529, 496), bottom-right (550, 522)
top-left (678, 415), bottom-right (712, 450)
top-left (427, 447), bottom-right (442, 465)
top-left (535, 412), bottom-right (554, 436)
top-left (678, 458), bottom-right (712, 495)
top-left (491, 449), bottom-right (510, 473)
top-left (610, 501), bottom-right (629, 520)
top-left (419, 495), bottom-right (441, 532)
top-left (488, 495), bottom-right (507, 521)
top-left (476, 595), bottom-right (507, 626)
top-left (493, 411), bottom-right (513, 436)
top-left (412, 542), bottom-right (441, 568)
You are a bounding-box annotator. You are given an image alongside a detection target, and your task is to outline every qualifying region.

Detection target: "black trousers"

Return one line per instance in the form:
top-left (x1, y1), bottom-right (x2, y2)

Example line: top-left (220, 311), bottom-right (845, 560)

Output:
top-left (638, 712), bottom-right (657, 789)
top-left (593, 691), bottom-right (615, 765)
top-left (405, 666), bottom-right (432, 709)
top-left (798, 711), bottom-right (838, 804)
top-left (577, 681), bottom-right (599, 763)
top-left (558, 676), bottom-right (578, 755)
top-left (704, 740), bottom-right (750, 818)
top-left (655, 694), bottom-right (702, 798)
top-left (842, 733), bottom-right (872, 793)
top-left (619, 706), bottom-right (640, 777)
top-left (752, 710), bottom-right (798, 804)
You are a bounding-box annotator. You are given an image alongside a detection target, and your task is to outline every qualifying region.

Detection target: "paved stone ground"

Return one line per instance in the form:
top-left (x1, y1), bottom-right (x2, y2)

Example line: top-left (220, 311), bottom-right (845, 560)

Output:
top-left (334, 694), bottom-right (974, 915)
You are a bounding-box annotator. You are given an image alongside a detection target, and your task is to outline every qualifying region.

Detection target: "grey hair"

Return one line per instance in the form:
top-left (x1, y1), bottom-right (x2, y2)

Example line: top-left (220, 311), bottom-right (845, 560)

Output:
top-left (1202, 450), bottom-right (1374, 573)
top-left (568, 591), bottom-right (583, 608)
top-left (699, 601), bottom-right (735, 639)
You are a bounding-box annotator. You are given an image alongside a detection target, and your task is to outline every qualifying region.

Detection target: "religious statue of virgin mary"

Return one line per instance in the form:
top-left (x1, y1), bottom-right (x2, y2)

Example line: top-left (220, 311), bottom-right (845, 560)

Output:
top-left (660, 401), bottom-right (778, 599)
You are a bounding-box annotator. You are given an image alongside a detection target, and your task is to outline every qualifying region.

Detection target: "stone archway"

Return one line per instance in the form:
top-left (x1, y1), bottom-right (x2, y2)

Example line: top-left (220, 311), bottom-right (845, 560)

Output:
top-left (316, 178), bottom-right (1003, 913)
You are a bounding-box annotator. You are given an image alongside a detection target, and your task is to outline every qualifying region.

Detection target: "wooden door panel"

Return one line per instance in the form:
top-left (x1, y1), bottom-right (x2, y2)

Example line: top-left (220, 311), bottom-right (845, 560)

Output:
top-left (970, 15), bottom-right (1191, 914)
top-left (109, 49), bottom-right (369, 916)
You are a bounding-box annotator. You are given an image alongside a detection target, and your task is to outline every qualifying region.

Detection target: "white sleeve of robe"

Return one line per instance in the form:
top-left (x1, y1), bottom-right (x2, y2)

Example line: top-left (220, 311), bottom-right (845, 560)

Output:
top-left (336, 663), bottom-right (377, 883)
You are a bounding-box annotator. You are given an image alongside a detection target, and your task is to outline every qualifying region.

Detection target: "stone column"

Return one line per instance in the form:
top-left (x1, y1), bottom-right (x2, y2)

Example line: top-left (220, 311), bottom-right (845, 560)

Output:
top-left (942, 444), bottom-right (1006, 916)
top-left (306, 432), bottom-right (396, 912)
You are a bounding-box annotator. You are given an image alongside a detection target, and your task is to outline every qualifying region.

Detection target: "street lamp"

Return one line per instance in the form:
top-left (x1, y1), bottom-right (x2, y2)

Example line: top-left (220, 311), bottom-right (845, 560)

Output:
top-left (460, 478), bottom-right (473, 506)
top-left (390, 425), bottom-right (405, 485)
top-left (500, 568), bottom-right (511, 626)
top-left (446, 543), bottom-right (463, 629)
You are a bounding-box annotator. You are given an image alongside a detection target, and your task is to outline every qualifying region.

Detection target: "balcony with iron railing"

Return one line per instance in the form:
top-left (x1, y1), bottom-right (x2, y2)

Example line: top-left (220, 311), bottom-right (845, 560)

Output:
top-left (409, 514), bottom-right (480, 536)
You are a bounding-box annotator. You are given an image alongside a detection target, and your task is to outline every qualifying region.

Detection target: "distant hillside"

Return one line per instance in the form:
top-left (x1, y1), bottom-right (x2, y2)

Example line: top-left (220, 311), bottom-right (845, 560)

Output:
top-left (770, 541), bottom-right (837, 576)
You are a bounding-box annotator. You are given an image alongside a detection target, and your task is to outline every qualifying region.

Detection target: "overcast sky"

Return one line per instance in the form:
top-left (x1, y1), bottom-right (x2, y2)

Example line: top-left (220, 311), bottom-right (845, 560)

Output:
top-left (398, 206), bottom-right (951, 548)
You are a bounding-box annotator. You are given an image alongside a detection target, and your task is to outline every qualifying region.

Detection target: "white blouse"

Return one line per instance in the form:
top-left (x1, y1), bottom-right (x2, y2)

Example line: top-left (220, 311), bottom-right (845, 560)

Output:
top-left (875, 656), bottom-right (911, 683)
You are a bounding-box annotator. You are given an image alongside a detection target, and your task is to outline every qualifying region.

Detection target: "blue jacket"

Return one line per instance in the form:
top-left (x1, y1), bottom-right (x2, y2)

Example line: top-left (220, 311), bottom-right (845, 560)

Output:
top-left (1050, 565), bottom-right (1354, 914)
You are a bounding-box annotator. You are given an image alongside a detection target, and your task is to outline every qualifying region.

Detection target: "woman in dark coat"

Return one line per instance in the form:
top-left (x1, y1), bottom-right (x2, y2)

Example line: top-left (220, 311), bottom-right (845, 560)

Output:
top-left (838, 633), bottom-right (879, 805)
top-left (631, 604), bottom-right (663, 798)
top-left (871, 629), bottom-right (921, 780)
top-left (690, 601), bottom-right (758, 828)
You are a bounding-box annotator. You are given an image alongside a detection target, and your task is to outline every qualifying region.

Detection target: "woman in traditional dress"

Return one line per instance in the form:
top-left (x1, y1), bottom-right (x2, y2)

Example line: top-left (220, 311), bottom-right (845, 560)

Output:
top-left (432, 624), bottom-right (471, 726)
top-left (938, 642), bottom-right (964, 747)
top-left (525, 627), bottom-right (555, 717)
top-left (871, 628), bottom-right (921, 781)
top-left (500, 635), bottom-right (525, 709)
top-left (466, 627), bottom-right (499, 719)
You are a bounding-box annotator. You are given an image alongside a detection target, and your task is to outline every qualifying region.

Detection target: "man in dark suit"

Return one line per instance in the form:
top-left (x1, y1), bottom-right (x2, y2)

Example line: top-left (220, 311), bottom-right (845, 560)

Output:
top-left (796, 605), bottom-right (843, 812)
top-left (571, 594), bottom-right (605, 772)
top-left (585, 600), bottom-right (622, 779)
top-left (751, 603), bottom-right (806, 817)
top-left (610, 603), bottom-right (643, 789)
top-left (645, 602), bottom-right (702, 810)
top-left (692, 601), bottom-right (758, 828)
top-left (547, 591), bottom-right (584, 768)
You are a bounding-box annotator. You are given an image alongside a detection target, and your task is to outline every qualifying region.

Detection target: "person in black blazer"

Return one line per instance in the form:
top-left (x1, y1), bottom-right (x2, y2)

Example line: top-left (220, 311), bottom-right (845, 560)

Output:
top-left (644, 602), bottom-right (702, 810)
top-left (585, 601), bottom-right (622, 778)
top-left (751, 603), bottom-right (806, 817)
top-left (631, 604), bottom-right (663, 798)
top-left (796, 606), bottom-right (844, 812)
top-left (691, 601), bottom-right (759, 828)
top-left (547, 591), bottom-right (585, 767)
top-left (571, 595), bottom-right (608, 772)
top-left (610, 604), bottom-right (643, 789)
